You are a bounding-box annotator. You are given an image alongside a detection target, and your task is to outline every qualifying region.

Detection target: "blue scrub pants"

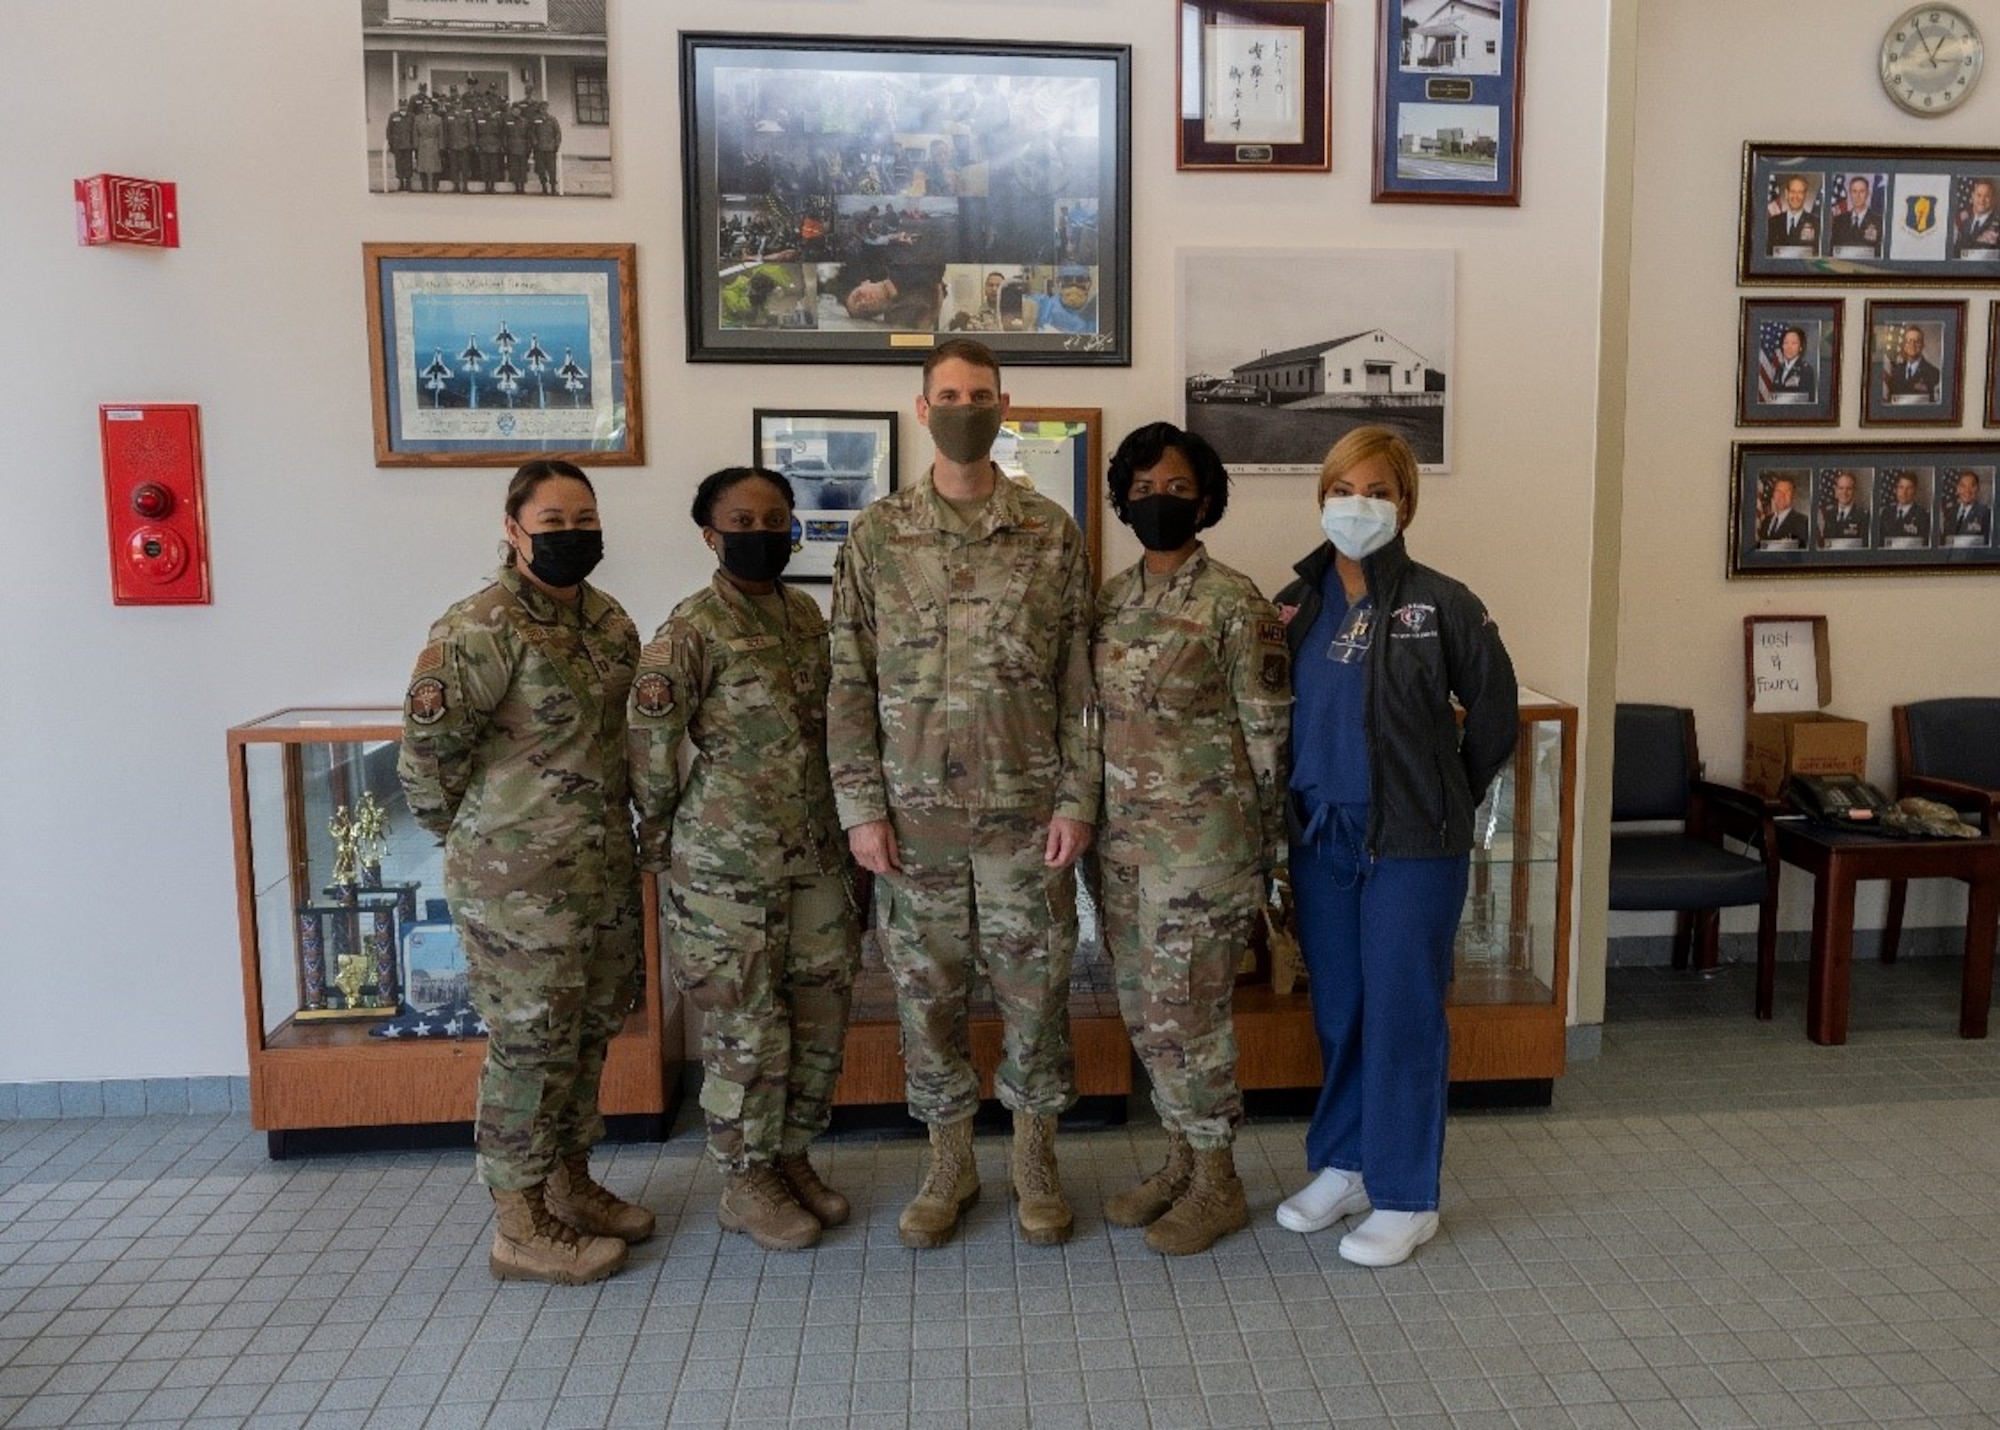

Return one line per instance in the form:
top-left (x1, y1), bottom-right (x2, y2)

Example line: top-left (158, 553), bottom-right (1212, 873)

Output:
top-left (1291, 804), bottom-right (1468, 1212)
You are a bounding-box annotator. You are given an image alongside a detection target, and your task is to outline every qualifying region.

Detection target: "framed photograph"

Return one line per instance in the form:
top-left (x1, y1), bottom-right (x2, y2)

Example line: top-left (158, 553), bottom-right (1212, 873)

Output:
top-left (1730, 441), bottom-right (2000, 577)
top-left (996, 407), bottom-right (1104, 577)
top-left (679, 32), bottom-right (1132, 365)
top-left (363, 242), bottom-right (642, 467)
top-left (1737, 299), bottom-right (1842, 427)
top-left (1179, 247), bottom-right (1454, 474)
top-left (1861, 300), bottom-right (1965, 427)
top-left (1371, 0), bottom-right (1527, 205)
top-left (1986, 301), bottom-right (2000, 429)
top-left (1177, 2), bottom-right (1332, 172)
top-left (1741, 143), bottom-right (2000, 283)
top-left (752, 410), bottom-right (900, 582)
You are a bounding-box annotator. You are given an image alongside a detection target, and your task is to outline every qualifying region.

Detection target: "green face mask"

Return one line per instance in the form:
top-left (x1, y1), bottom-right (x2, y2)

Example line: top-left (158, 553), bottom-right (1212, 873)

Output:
top-left (926, 402), bottom-right (1005, 463)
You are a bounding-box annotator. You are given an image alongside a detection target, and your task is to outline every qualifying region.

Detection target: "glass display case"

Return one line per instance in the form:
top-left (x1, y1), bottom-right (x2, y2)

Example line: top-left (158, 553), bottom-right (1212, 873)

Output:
top-left (228, 708), bottom-right (680, 1155)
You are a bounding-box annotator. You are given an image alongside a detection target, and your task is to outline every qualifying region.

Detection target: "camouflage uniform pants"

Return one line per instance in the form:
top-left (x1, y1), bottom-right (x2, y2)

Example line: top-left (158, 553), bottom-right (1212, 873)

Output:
top-left (461, 894), bottom-right (642, 1192)
top-left (883, 805), bottom-right (1078, 1125)
top-left (667, 870), bottom-right (860, 1170)
top-left (1102, 859), bottom-right (1260, 1150)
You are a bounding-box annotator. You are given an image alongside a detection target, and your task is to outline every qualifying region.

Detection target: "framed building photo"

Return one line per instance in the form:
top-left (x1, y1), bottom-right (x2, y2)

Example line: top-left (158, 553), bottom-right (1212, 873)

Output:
top-left (363, 243), bottom-right (642, 467)
top-left (1371, 0), bottom-right (1527, 205)
top-left (1177, 1), bottom-right (1332, 172)
top-left (1730, 441), bottom-right (2000, 577)
top-left (679, 33), bottom-right (1132, 365)
top-left (996, 407), bottom-right (1104, 576)
top-left (752, 409), bottom-right (900, 582)
top-left (1861, 299), bottom-right (1966, 427)
top-left (1737, 299), bottom-right (1842, 427)
top-left (1740, 143), bottom-right (2000, 283)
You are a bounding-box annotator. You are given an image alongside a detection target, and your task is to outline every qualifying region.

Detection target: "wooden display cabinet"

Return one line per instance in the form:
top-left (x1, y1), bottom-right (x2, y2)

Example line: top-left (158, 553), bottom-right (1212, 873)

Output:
top-left (227, 708), bottom-right (682, 1157)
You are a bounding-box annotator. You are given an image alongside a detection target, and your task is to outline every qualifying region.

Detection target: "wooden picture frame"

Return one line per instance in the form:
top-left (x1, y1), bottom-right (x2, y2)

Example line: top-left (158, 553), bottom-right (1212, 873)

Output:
top-left (1177, 1), bottom-right (1333, 172)
top-left (1737, 298), bottom-right (1842, 427)
top-left (679, 32), bottom-right (1132, 365)
top-left (363, 242), bottom-right (642, 467)
top-left (1986, 300), bottom-right (2000, 429)
top-left (751, 409), bottom-right (901, 583)
top-left (1860, 299), bottom-right (1966, 427)
top-left (1371, 0), bottom-right (1527, 205)
top-left (997, 407), bottom-right (1104, 576)
top-left (1730, 440), bottom-right (2000, 576)
top-left (1740, 143), bottom-right (2000, 284)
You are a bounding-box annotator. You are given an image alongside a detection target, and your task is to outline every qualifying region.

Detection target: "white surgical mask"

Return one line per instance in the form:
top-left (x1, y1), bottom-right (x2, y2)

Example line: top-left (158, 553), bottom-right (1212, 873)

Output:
top-left (1320, 495), bottom-right (1400, 560)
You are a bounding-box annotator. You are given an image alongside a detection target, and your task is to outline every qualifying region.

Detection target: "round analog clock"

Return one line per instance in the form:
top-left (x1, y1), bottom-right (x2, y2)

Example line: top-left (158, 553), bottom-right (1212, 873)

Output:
top-left (1881, 4), bottom-right (1984, 115)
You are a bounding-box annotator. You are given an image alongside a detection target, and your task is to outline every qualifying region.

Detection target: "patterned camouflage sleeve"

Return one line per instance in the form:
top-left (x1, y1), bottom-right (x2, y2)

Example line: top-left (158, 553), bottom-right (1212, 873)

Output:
top-left (1227, 594), bottom-right (1295, 870)
top-left (826, 532), bottom-right (889, 830)
top-left (626, 620), bottom-right (706, 873)
top-left (396, 610), bottom-right (518, 840)
top-left (1051, 523), bottom-right (1103, 825)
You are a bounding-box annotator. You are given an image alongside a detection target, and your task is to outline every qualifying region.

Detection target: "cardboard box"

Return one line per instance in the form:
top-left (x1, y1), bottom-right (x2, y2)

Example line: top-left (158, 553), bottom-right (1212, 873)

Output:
top-left (1743, 711), bottom-right (1868, 799)
top-left (1741, 614), bottom-right (1866, 797)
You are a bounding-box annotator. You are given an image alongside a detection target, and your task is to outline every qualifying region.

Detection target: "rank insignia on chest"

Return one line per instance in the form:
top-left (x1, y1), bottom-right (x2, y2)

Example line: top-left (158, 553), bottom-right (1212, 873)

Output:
top-left (407, 676), bottom-right (447, 725)
top-left (728, 634), bottom-right (780, 653)
top-left (633, 671), bottom-right (674, 719)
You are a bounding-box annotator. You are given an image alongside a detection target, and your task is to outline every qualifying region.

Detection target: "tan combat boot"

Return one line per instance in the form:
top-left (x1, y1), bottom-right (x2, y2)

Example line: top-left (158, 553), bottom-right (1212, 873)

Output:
top-left (546, 1152), bottom-right (656, 1242)
top-left (776, 1151), bottom-right (851, 1228)
top-left (898, 1117), bottom-right (980, 1249)
top-left (1145, 1145), bottom-right (1249, 1256)
top-left (1103, 1127), bottom-right (1194, 1228)
top-left (718, 1163), bottom-right (822, 1251)
top-left (489, 1184), bottom-right (628, 1285)
top-left (1010, 1112), bottom-right (1074, 1246)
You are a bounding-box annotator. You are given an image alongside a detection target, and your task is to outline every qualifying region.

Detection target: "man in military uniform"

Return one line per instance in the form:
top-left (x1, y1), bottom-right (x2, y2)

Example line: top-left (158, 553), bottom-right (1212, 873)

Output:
top-left (531, 100), bottom-right (563, 195)
top-left (829, 337), bottom-right (1100, 1248)
top-left (385, 103), bottom-right (414, 192)
top-left (444, 100), bottom-right (474, 194)
top-left (503, 103), bottom-right (532, 195)
top-left (474, 103), bottom-right (503, 193)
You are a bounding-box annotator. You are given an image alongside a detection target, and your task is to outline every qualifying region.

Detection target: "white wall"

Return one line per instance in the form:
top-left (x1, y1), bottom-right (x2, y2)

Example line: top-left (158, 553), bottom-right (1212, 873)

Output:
top-left (3, 0), bottom-right (1615, 1082)
top-left (1619, 2), bottom-right (2000, 944)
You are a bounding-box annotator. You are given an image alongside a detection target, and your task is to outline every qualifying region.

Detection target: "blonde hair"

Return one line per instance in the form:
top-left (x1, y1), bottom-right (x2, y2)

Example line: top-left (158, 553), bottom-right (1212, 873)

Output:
top-left (1317, 425), bottom-right (1420, 527)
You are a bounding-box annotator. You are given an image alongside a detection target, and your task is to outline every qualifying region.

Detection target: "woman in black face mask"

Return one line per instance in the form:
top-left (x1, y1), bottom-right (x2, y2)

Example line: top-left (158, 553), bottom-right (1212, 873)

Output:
top-left (397, 459), bottom-right (650, 1287)
top-left (1089, 423), bottom-right (1293, 1255)
top-left (626, 467), bottom-right (861, 1252)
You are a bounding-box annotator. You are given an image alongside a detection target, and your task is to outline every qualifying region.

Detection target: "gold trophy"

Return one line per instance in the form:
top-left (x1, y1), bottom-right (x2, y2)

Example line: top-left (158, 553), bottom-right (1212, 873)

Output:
top-left (333, 952), bottom-right (371, 1010)
top-left (329, 805), bottom-right (360, 891)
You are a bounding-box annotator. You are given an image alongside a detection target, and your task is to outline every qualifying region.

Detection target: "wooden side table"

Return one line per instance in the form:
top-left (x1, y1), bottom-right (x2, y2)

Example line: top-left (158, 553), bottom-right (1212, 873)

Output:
top-left (1769, 820), bottom-right (1999, 1044)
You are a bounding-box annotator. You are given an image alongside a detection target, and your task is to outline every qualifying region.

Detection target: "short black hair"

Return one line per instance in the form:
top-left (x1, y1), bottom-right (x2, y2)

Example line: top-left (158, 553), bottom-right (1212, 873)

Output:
top-left (690, 466), bottom-right (794, 528)
top-left (1106, 422), bottom-right (1230, 531)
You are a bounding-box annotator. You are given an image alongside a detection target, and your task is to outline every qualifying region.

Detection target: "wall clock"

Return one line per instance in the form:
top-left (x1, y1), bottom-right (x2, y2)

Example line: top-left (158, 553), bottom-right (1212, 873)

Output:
top-left (1881, 4), bottom-right (1983, 115)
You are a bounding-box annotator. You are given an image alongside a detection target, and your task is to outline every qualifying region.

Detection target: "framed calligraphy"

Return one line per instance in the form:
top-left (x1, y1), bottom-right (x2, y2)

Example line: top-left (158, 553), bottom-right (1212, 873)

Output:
top-left (1177, 2), bottom-right (1332, 172)
top-left (1372, 0), bottom-right (1527, 205)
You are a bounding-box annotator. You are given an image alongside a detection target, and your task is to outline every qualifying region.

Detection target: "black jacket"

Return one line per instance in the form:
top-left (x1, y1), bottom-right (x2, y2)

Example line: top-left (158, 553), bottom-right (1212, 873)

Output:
top-left (1276, 537), bottom-right (1518, 859)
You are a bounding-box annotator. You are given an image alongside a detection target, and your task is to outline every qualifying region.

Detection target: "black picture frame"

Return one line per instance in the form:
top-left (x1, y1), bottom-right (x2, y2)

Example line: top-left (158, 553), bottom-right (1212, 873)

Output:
top-left (1737, 298), bottom-right (1842, 427)
top-left (1740, 143), bottom-right (2000, 284)
top-left (1860, 299), bottom-right (1966, 427)
top-left (680, 32), bottom-right (1132, 365)
top-left (1986, 301), bottom-right (2000, 429)
top-left (1730, 441), bottom-right (2000, 577)
top-left (1371, 0), bottom-right (1527, 206)
top-left (751, 409), bottom-right (900, 582)
top-left (1177, 1), bottom-right (1332, 172)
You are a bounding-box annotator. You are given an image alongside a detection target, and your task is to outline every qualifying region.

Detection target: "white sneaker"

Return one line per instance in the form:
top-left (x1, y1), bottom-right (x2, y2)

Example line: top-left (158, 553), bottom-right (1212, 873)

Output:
top-left (1338, 1209), bottom-right (1438, 1267)
top-left (1275, 1168), bottom-right (1370, 1233)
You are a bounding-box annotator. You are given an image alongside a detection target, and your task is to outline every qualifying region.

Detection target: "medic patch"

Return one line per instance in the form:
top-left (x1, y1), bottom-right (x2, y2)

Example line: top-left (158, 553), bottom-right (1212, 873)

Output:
top-left (1389, 602), bottom-right (1439, 638)
top-left (407, 676), bottom-right (447, 725)
top-left (410, 642), bottom-right (444, 678)
top-left (1256, 619), bottom-right (1286, 646)
top-left (633, 671), bottom-right (674, 719)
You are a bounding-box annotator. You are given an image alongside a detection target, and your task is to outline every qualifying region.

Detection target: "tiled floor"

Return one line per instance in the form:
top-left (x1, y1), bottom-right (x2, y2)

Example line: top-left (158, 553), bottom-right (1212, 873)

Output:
top-left (4, 960), bottom-right (1999, 1429)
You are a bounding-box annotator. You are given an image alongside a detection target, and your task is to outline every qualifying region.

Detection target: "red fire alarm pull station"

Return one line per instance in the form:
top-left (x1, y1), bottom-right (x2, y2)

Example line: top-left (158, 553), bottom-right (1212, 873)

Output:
top-left (75, 175), bottom-right (179, 248)
top-left (100, 404), bottom-right (211, 605)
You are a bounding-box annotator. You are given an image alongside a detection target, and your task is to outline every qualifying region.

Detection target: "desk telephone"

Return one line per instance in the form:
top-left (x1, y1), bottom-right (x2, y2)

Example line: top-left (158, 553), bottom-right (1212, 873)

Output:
top-left (1786, 773), bottom-right (1895, 825)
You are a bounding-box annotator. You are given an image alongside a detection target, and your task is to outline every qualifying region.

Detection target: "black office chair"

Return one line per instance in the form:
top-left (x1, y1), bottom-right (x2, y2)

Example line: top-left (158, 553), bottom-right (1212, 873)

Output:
top-left (1882, 698), bottom-right (2000, 959)
top-left (1609, 704), bottom-right (1779, 1002)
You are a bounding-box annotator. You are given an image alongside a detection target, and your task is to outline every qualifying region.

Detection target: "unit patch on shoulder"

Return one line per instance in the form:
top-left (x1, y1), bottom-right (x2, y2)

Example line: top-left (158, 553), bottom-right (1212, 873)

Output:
top-left (407, 676), bottom-right (447, 725)
top-left (632, 671), bottom-right (674, 719)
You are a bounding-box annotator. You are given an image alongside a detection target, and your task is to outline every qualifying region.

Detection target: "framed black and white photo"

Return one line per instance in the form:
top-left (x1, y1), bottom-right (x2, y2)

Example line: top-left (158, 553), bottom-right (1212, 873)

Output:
top-left (996, 407), bottom-right (1105, 577)
top-left (1737, 298), bottom-right (1842, 427)
top-left (753, 410), bottom-right (899, 582)
top-left (1861, 299), bottom-right (1965, 427)
top-left (1178, 1), bottom-right (1333, 172)
top-left (1730, 440), bottom-right (2000, 576)
top-left (1178, 247), bottom-right (1454, 473)
top-left (680, 33), bottom-right (1131, 365)
top-left (1741, 143), bottom-right (2000, 284)
top-left (1372, 0), bottom-right (1527, 205)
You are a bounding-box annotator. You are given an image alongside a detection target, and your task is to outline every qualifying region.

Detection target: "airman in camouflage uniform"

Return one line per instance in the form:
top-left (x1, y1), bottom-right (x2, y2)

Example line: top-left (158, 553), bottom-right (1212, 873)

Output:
top-left (398, 461), bottom-right (646, 1285)
top-left (629, 473), bottom-right (860, 1250)
top-left (1091, 422), bottom-right (1290, 1254)
top-left (828, 339), bottom-right (1101, 1248)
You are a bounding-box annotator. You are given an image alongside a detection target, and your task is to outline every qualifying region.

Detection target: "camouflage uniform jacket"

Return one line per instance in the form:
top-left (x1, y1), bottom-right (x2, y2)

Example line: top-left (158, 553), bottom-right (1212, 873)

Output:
top-left (627, 573), bottom-right (845, 881)
top-left (1092, 547), bottom-right (1292, 870)
top-left (397, 564), bottom-right (640, 939)
top-left (828, 471), bottom-right (1101, 826)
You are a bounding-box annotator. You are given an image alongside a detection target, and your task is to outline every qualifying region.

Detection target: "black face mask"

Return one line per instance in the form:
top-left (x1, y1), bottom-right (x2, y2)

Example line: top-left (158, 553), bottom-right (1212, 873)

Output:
top-left (716, 529), bottom-right (793, 583)
top-left (523, 528), bottom-right (603, 587)
top-left (1127, 494), bottom-right (1203, 553)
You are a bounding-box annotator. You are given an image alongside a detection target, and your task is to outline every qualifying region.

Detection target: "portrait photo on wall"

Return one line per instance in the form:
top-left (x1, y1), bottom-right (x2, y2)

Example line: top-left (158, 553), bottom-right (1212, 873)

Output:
top-left (680, 32), bottom-right (1131, 364)
top-left (751, 409), bottom-right (899, 582)
top-left (361, 0), bottom-right (611, 197)
top-left (1737, 298), bottom-right (1841, 427)
top-left (1730, 440), bottom-right (2000, 576)
top-left (1861, 299), bottom-right (1965, 426)
top-left (1178, 247), bottom-right (1454, 473)
top-left (1741, 144), bottom-right (2000, 283)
